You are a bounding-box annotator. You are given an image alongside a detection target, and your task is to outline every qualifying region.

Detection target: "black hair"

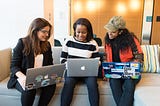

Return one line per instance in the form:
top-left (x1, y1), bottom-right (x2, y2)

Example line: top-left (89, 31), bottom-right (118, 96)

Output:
top-left (105, 28), bottom-right (139, 51)
top-left (73, 18), bottom-right (93, 42)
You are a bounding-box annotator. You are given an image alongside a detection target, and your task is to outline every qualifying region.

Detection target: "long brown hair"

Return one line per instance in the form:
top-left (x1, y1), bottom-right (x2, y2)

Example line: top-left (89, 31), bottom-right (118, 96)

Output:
top-left (22, 18), bottom-right (52, 56)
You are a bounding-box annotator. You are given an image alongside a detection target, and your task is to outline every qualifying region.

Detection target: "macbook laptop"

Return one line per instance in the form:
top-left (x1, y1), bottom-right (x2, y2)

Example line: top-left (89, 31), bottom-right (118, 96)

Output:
top-left (102, 62), bottom-right (141, 79)
top-left (67, 58), bottom-right (99, 77)
top-left (25, 64), bottom-right (65, 90)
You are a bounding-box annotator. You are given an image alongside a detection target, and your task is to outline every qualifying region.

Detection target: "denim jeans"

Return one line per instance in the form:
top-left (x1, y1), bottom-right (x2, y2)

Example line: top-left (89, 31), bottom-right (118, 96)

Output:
top-left (109, 78), bottom-right (140, 106)
top-left (61, 72), bottom-right (99, 106)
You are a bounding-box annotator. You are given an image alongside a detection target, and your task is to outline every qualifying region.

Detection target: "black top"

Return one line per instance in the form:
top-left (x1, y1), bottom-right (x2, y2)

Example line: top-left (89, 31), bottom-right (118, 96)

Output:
top-left (7, 38), bottom-right (53, 88)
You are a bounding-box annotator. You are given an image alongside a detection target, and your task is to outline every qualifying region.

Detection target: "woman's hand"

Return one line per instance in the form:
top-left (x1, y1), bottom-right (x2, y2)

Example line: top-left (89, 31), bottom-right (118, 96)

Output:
top-left (103, 77), bottom-right (109, 81)
top-left (16, 71), bottom-right (26, 90)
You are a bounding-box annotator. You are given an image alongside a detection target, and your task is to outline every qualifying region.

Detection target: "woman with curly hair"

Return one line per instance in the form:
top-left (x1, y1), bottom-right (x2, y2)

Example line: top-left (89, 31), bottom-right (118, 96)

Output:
top-left (104, 16), bottom-right (143, 106)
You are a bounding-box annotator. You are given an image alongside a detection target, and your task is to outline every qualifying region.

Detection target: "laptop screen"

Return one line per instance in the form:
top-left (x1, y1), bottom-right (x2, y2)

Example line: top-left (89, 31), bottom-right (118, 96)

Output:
top-left (102, 62), bottom-right (141, 79)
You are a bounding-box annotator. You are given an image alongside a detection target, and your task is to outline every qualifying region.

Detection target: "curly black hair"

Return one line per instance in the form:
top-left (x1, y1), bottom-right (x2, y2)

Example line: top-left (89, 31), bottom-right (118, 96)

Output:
top-left (105, 28), bottom-right (139, 51)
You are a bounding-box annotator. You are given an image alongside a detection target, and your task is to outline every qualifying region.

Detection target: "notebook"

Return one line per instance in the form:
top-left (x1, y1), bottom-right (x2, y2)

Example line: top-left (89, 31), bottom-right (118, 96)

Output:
top-left (102, 62), bottom-right (141, 79)
top-left (66, 58), bottom-right (99, 77)
top-left (25, 64), bottom-right (65, 90)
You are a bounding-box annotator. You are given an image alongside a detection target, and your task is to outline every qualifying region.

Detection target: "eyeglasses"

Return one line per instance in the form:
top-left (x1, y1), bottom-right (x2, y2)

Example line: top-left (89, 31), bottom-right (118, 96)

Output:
top-left (40, 29), bottom-right (49, 34)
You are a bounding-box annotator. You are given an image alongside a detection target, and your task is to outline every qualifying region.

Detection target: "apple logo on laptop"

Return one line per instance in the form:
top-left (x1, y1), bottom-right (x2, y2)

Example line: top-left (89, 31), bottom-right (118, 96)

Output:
top-left (44, 74), bottom-right (49, 79)
top-left (81, 66), bottom-right (86, 71)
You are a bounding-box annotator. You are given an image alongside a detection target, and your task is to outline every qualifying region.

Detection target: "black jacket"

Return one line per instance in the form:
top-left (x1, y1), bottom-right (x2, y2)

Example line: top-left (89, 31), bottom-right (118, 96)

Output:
top-left (7, 38), bottom-right (53, 88)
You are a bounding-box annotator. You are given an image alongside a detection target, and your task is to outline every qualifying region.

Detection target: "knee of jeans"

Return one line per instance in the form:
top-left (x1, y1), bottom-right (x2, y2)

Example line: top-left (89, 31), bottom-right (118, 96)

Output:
top-left (64, 78), bottom-right (76, 86)
top-left (86, 81), bottom-right (98, 89)
top-left (123, 82), bottom-right (135, 91)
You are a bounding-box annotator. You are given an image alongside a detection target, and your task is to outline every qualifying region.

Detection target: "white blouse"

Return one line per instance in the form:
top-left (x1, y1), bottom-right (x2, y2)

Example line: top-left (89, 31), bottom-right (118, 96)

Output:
top-left (34, 54), bottom-right (43, 68)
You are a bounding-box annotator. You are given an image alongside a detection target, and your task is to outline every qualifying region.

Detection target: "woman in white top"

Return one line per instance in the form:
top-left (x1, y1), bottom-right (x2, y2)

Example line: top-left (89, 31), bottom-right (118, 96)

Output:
top-left (60, 18), bottom-right (100, 106)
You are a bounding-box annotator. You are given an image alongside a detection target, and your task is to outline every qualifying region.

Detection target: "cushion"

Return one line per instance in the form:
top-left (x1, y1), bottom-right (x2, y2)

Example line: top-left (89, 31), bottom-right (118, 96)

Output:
top-left (134, 86), bottom-right (160, 106)
top-left (52, 47), bottom-right (62, 64)
top-left (0, 77), bottom-right (20, 96)
top-left (134, 73), bottom-right (160, 106)
top-left (0, 48), bottom-right (12, 81)
top-left (141, 45), bottom-right (160, 73)
top-left (137, 73), bottom-right (160, 86)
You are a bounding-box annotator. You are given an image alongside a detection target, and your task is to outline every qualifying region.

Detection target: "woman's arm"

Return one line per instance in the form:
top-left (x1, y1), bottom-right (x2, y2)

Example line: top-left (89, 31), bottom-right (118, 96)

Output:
top-left (132, 37), bottom-right (144, 63)
top-left (10, 38), bottom-right (24, 77)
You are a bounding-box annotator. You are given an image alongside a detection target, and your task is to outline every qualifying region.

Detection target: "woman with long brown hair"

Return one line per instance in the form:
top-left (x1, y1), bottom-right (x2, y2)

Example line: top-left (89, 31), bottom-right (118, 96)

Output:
top-left (7, 18), bottom-right (56, 106)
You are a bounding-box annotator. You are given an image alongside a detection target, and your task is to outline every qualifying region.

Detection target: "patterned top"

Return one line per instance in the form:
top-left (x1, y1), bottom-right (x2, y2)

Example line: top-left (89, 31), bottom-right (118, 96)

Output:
top-left (60, 36), bottom-right (99, 63)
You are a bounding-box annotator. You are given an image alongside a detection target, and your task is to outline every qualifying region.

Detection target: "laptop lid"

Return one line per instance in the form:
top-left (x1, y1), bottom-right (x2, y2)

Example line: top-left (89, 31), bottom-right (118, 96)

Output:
top-left (67, 58), bottom-right (99, 77)
top-left (102, 62), bottom-right (141, 79)
top-left (25, 64), bottom-right (65, 90)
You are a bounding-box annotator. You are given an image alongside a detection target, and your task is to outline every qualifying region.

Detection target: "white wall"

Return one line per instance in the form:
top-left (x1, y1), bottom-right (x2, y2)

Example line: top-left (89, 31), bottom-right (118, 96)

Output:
top-left (54, 0), bottom-right (70, 45)
top-left (0, 0), bottom-right (44, 49)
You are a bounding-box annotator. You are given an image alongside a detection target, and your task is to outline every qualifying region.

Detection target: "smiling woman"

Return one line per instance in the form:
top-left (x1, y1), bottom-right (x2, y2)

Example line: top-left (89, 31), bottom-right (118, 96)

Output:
top-left (60, 18), bottom-right (100, 106)
top-left (7, 17), bottom-right (56, 106)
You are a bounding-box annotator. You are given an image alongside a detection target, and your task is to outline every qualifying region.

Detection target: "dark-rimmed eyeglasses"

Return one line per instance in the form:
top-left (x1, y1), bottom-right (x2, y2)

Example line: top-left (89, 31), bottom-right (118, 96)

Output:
top-left (40, 30), bottom-right (49, 34)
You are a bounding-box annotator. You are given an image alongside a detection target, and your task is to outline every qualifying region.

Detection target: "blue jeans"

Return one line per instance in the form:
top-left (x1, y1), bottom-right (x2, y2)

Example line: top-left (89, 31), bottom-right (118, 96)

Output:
top-left (61, 72), bottom-right (99, 106)
top-left (109, 78), bottom-right (140, 106)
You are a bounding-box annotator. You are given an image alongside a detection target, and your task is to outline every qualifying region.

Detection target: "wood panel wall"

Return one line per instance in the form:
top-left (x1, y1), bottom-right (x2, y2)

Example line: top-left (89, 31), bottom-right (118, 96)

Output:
top-left (71, 0), bottom-right (144, 45)
top-left (151, 0), bottom-right (160, 44)
top-left (44, 0), bottom-right (54, 46)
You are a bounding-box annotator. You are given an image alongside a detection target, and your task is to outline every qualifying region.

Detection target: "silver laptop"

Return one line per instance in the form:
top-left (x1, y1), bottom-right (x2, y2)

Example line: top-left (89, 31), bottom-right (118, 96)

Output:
top-left (67, 58), bottom-right (99, 77)
top-left (25, 64), bottom-right (65, 90)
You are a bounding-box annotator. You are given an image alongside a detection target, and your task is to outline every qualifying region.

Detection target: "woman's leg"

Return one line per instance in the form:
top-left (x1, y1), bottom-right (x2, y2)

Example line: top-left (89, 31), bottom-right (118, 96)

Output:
top-left (109, 78), bottom-right (123, 105)
top-left (38, 84), bottom-right (56, 106)
top-left (85, 77), bottom-right (99, 106)
top-left (61, 75), bottom-right (77, 106)
top-left (15, 82), bottom-right (36, 106)
top-left (118, 79), bottom-right (140, 106)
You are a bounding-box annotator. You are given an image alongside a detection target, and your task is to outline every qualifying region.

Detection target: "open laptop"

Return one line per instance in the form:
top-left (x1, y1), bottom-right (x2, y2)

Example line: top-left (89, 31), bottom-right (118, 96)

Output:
top-left (102, 62), bottom-right (141, 79)
top-left (25, 64), bottom-right (65, 90)
top-left (67, 58), bottom-right (99, 77)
